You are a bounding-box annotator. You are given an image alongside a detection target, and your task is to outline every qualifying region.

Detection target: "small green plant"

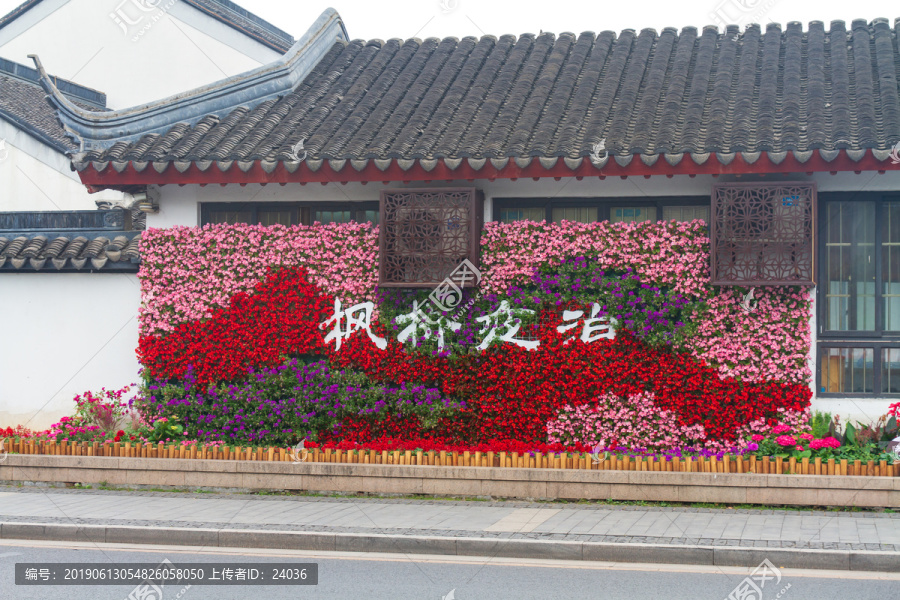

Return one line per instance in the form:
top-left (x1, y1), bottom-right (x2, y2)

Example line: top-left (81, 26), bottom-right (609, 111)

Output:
top-left (810, 411), bottom-right (832, 438)
top-left (147, 417), bottom-right (184, 443)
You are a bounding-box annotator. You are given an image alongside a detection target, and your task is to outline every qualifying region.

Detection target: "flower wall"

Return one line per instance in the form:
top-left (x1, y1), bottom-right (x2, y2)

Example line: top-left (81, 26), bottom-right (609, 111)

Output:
top-left (137, 220), bottom-right (814, 449)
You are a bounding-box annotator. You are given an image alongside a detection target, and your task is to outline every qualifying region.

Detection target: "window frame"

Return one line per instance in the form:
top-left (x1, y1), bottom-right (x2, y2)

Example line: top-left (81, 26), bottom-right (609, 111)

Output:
top-left (816, 192), bottom-right (900, 398)
top-left (816, 192), bottom-right (900, 341)
top-left (199, 201), bottom-right (379, 226)
top-left (492, 196), bottom-right (711, 224)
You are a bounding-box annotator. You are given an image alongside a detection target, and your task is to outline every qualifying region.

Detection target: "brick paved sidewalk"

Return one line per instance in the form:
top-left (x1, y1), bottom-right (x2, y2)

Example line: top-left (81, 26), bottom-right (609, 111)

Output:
top-left (0, 487), bottom-right (897, 552)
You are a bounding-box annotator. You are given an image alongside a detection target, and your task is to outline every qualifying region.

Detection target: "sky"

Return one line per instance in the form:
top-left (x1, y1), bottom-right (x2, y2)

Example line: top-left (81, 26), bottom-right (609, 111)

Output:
top-left (0, 0), bottom-right (896, 42)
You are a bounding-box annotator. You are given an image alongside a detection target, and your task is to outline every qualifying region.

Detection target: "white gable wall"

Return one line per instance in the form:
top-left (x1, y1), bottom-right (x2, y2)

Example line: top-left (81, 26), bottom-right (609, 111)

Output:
top-left (0, 120), bottom-right (124, 210)
top-left (0, 0), bottom-right (284, 109)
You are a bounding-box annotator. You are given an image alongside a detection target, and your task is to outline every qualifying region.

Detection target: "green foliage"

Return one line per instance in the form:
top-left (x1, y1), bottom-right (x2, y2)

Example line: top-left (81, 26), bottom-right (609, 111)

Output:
top-left (147, 418), bottom-right (184, 443)
top-left (810, 411), bottom-right (832, 438)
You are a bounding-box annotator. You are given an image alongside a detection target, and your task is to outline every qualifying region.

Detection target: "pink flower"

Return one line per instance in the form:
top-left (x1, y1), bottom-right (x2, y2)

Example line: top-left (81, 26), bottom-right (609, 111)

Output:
top-left (772, 425), bottom-right (792, 435)
top-left (775, 435), bottom-right (796, 447)
top-left (799, 433), bottom-right (813, 440)
top-left (751, 434), bottom-right (765, 442)
top-left (795, 445), bottom-right (805, 451)
top-left (809, 437), bottom-right (841, 450)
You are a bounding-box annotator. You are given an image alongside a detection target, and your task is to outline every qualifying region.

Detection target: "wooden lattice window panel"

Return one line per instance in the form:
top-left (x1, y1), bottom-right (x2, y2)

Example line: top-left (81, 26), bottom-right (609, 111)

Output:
top-left (379, 188), bottom-right (483, 287)
top-left (711, 182), bottom-right (816, 286)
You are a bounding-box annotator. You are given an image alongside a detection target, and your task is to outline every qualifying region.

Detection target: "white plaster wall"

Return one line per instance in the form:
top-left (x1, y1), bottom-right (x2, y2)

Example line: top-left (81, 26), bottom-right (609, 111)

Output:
top-left (0, 272), bottom-right (141, 430)
top-left (0, 0), bottom-right (282, 109)
top-left (0, 125), bottom-right (125, 210)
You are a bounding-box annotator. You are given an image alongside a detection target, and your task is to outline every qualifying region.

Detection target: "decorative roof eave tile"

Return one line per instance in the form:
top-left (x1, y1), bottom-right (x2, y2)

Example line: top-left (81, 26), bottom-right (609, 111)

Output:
top-left (0, 232), bottom-right (141, 273)
top-left (31, 8), bottom-right (347, 150)
top-left (74, 149), bottom-right (900, 189)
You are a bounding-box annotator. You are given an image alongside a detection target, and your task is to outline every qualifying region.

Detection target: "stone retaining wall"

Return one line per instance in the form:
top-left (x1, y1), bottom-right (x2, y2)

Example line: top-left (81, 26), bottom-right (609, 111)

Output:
top-left (1, 455), bottom-right (898, 507)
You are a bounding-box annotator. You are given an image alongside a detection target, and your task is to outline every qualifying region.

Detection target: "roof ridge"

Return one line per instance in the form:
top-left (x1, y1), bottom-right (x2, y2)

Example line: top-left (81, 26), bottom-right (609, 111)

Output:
top-left (182, 0), bottom-right (294, 53)
top-left (0, 56), bottom-right (106, 108)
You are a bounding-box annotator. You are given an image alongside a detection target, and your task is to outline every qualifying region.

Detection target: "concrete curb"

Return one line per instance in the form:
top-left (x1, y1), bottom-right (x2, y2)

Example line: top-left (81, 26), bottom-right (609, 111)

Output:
top-left (2, 521), bottom-right (897, 572)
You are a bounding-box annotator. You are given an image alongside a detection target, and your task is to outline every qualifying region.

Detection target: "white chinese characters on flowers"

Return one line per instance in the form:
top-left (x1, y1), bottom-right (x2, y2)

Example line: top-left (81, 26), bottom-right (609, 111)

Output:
top-left (320, 299), bottom-right (387, 350)
top-left (556, 303), bottom-right (617, 344)
top-left (475, 300), bottom-right (539, 351)
top-left (395, 300), bottom-right (461, 351)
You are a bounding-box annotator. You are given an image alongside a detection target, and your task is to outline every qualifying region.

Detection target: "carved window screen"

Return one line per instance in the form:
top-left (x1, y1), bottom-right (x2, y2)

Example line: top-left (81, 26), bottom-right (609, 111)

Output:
top-left (379, 188), bottom-right (483, 287)
top-left (711, 183), bottom-right (816, 286)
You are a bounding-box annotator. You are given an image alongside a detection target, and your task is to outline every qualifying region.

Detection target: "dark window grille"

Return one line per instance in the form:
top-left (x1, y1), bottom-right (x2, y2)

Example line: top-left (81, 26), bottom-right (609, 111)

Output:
top-left (379, 188), bottom-right (483, 288)
top-left (199, 202), bottom-right (378, 226)
top-left (492, 197), bottom-right (710, 225)
top-left (710, 182), bottom-right (816, 286)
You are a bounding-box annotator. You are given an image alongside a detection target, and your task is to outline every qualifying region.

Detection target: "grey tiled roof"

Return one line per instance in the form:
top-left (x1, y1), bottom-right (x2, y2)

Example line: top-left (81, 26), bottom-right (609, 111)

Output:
top-left (0, 232), bottom-right (141, 272)
top-left (77, 18), bottom-right (900, 165)
top-left (186, 0), bottom-right (293, 53)
top-left (0, 57), bottom-right (106, 153)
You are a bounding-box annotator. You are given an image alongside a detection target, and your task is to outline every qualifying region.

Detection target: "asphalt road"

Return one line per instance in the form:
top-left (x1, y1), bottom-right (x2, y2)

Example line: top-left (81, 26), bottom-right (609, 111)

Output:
top-left (0, 540), bottom-right (897, 600)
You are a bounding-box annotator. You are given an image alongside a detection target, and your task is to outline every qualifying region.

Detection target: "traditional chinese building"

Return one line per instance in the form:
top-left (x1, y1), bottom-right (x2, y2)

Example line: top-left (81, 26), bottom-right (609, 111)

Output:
top-left (9, 8), bottom-right (900, 426)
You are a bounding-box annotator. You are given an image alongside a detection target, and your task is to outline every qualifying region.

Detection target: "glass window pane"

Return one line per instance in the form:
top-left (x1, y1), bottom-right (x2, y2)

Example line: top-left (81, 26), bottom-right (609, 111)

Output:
top-left (315, 210), bottom-right (351, 224)
top-left (883, 203), bottom-right (900, 330)
top-left (205, 210), bottom-right (252, 225)
top-left (258, 210), bottom-right (293, 226)
top-left (500, 207), bottom-right (545, 223)
top-left (882, 348), bottom-right (900, 393)
top-left (820, 347), bottom-right (874, 393)
top-left (361, 210), bottom-right (379, 225)
top-left (552, 206), bottom-right (597, 223)
top-left (663, 205), bottom-right (709, 223)
top-left (824, 201), bottom-right (875, 331)
top-left (610, 207), bottom-right (657, 223)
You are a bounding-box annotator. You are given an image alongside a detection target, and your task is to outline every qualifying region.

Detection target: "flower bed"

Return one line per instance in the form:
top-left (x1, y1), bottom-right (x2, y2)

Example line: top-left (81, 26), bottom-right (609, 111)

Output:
top-left (1, 221), bottom-right (839, 457)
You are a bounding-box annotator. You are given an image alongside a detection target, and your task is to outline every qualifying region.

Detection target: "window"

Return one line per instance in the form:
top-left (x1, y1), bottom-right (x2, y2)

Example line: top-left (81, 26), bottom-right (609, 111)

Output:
top-left (494, 198), bottom-right (709, 224)
top-left (820, 347), bottom-right (874, 394)
top-left (200, 202), bottom-right (378, 226)
top-left (817, 193), bottom-right (900, 396)
top-left (553, 206), bottom-right (597, 223)
top-left (500, 207), bottom-right (545, 222)
top-left (611, 207), bottom-right (657, 223)
top-left (663, 205), bottom-right (710, 222)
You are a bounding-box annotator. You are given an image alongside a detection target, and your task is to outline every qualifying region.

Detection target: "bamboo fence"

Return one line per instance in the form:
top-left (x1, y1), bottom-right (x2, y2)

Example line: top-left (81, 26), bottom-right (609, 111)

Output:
top-left (2, 440), bottom-right (899, 477)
